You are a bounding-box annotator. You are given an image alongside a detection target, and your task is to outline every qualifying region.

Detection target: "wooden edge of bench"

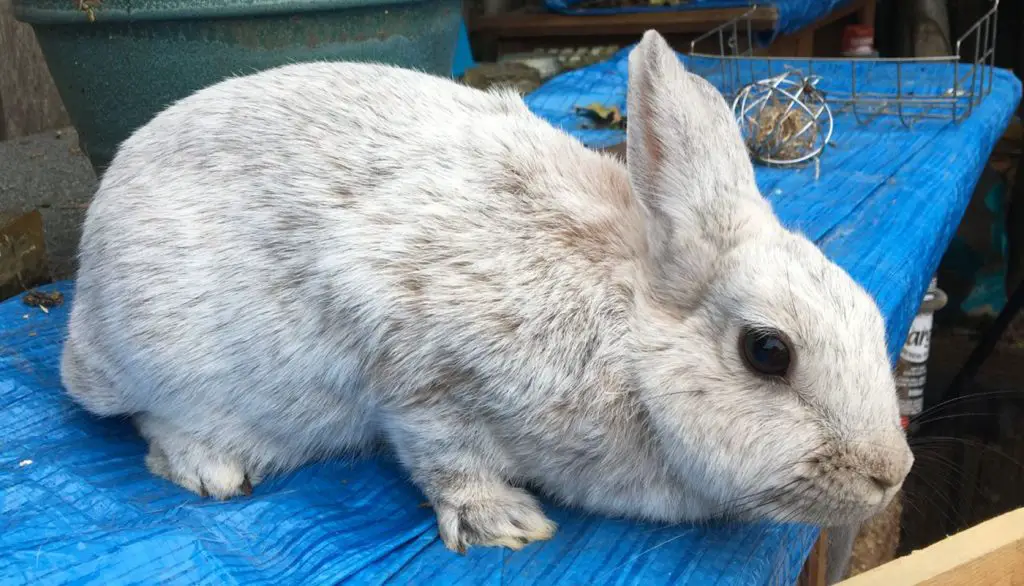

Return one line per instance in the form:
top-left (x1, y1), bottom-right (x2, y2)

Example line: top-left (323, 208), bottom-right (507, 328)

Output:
top-left (837, 507), bottom-right (1024, 586)
top-left (797, 530), bottom-right (829, 586)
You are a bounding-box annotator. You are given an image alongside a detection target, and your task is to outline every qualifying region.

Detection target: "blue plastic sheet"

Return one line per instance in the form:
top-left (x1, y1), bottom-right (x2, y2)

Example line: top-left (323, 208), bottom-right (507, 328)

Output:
top-left (542, 0), bottom-right (854, 37)
top-left (2, 53), bottom-right (1020, 585)
top-left (452, 19), bottom-right (476, 78)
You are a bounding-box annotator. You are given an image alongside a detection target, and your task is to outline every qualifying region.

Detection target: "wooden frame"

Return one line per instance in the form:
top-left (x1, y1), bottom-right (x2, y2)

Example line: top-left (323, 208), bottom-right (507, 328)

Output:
top-left (0, 1), bottom-right (69, 140)
top-left (837, 508), bottom-right (1024, 585)
top-left (471, 5), bottom-right (778, 39)
top-left (468, 0), bottom-right (876, 61)
top-left (798, 531), bottom-right (829, 586)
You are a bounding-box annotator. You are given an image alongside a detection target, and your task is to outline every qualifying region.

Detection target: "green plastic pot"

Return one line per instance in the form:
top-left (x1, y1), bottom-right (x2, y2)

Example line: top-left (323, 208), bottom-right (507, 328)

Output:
top-left (14, 0), bottom-right (460, 174)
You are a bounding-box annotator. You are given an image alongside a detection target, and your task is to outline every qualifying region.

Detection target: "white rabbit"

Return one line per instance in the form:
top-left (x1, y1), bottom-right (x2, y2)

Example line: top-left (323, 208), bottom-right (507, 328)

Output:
top-left (62, 30), bottom-right (912, 553)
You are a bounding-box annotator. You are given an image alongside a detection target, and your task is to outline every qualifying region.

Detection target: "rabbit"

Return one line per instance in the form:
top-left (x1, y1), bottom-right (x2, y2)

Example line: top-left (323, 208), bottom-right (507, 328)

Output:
top-left (61, 29), bottom-right (913, 553)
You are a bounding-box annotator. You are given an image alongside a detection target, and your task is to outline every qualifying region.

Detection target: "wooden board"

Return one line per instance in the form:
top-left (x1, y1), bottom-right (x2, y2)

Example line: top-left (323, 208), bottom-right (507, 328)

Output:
top-left (0, 209), bottom-right (50, 300)
top-left (470, 5), bottom-right (778, 37)
top-left (0, 0), bottom-right (69, 140)
top-left (837, 508), bottom-right (1024, 586)
top-left (469, 0), bottom-right (875, 61)
top-left (798, 531), bottom-right (829, 586)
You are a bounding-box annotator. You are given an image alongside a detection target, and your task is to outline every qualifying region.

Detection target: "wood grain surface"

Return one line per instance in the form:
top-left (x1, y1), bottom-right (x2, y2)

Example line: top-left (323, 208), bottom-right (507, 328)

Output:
top-left (0, 0), bottom-right (68, 140)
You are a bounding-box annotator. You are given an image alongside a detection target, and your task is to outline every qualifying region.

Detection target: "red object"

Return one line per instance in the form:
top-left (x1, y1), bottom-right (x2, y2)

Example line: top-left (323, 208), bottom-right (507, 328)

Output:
top-left (900, 415), bottom-right (910, 430)
top-left (841, 24), bottom-right (875, 56)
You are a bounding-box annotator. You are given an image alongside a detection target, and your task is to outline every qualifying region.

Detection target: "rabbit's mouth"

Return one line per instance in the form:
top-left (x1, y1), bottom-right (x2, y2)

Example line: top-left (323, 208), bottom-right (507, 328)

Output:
top-left (711, 433), bottom-right (913, 527)
top-left (760, 463), bottom-right (909, 526)
top-left (716, 475), bottom-right (900, 527)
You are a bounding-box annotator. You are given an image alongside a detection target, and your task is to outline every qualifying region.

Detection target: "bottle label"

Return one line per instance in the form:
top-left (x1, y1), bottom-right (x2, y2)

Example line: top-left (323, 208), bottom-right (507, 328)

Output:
top-left (900, 312), bottom-right (933, 364)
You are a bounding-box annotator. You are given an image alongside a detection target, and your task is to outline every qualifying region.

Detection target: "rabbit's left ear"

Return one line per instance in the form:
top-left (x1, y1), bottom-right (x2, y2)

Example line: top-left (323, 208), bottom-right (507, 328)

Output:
top-left (626, 31), bottom-right (771, 300)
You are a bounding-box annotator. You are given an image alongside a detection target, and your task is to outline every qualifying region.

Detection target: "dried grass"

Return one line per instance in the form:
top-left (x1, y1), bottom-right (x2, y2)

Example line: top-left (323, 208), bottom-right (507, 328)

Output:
top-left (749, 97), bottom-right (818, 161)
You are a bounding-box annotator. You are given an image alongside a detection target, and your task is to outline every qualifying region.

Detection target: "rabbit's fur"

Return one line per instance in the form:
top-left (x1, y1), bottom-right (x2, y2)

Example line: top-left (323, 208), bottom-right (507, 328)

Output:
top-left (63, 30), bottom-right (912, 552)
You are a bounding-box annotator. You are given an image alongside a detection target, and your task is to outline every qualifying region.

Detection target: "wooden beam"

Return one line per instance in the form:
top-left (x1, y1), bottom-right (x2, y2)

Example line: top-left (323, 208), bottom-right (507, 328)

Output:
top-left (469, 5), bottom-right (778, 38)
top-left (857, 0), bottom-right (876, 28)
top-left (468, 0), bottom-right (874, 61)
top-left (792, 28), bottom-right (815, 57)
top-left (0, 209), bottom-right (50, 300)
top-left (837, 508), bottom-right (1024, 586)
top-left (0, 0), bottom-right (69, 139)
top-left (798, 531), bottom-right (829, 586)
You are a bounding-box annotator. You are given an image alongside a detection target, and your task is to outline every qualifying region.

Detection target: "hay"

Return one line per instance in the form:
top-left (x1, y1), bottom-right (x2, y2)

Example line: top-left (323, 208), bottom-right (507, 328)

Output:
top-left (575, 103), bottom-right (627, 130)
top-left (461, 63), bottom-right (542, 96)
top-left (749, 96), bottom-right (818, 162)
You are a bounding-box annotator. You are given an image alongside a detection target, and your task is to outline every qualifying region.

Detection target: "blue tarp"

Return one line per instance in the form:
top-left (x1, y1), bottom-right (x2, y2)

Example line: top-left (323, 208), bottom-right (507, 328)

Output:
top-left (452, 19), bottom-right (476, 79)
top-left (2, 51), bottom-right (1020, 585)
top-left (542, 0), bottom-right (854, 38)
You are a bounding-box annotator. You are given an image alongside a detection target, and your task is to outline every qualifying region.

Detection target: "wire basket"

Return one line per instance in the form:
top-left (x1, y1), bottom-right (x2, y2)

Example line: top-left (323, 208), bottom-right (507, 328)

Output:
top-left (734, 71), bottom-right (834, 165)
top-left (687, 1), bottom-right (1000, 127)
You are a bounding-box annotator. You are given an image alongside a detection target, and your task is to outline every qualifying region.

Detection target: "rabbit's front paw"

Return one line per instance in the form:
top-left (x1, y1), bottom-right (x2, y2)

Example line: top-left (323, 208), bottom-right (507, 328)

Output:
top-left (433, 482), bottom-right (557, 553)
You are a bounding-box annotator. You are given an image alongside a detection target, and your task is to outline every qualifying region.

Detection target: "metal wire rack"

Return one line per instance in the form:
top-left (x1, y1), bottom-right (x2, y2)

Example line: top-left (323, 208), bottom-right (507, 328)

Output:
top-left (687, 1), bottom-right (1000, 127)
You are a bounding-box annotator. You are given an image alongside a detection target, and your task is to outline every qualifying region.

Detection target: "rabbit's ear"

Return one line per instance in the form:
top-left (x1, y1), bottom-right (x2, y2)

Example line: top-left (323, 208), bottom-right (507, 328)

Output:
top-left (626, 30), bottom-right (770, 301)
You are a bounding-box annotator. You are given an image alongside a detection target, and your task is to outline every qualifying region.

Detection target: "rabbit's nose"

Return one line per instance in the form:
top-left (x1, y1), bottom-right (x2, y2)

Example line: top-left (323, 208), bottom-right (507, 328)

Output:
top-left (868, 471), bottom-right (901, 491)
top-left (861, 438), bottom-right (914, 491)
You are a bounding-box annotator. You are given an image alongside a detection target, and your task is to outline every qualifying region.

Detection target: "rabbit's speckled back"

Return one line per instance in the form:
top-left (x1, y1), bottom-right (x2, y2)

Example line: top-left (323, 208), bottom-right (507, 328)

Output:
top-left (63, 31), bottom-right (912, 552)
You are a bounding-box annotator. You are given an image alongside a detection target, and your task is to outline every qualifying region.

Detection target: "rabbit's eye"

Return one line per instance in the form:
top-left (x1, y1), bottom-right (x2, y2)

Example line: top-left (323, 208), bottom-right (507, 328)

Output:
top-left (740, 330), bottom-right (791, 378)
